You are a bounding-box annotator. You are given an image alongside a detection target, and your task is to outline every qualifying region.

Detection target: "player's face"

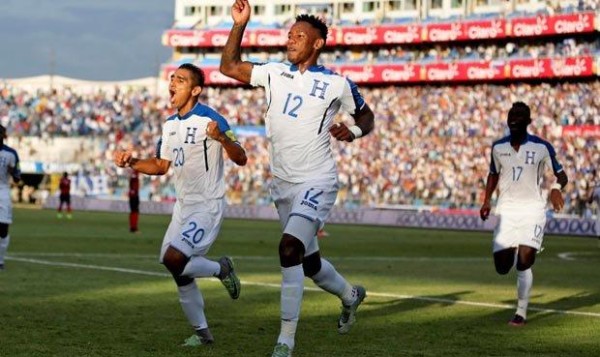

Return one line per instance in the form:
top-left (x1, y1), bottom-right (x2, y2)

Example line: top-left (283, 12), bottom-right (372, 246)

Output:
top-left (168, 69), bottom-right (199, 109)
top-left (507, 114), bottom-right (530, 136)
top-left (286, 22), bottom-right (321, 64)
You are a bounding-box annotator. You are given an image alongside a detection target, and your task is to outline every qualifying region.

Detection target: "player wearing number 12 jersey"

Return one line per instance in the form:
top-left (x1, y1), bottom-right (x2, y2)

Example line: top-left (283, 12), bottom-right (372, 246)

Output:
top-left (480, 102), bottom-right (568, 326)
top-left (113, 63), bottom-right (247, 346)
top-left (221, 1), bottom-right (375, 356)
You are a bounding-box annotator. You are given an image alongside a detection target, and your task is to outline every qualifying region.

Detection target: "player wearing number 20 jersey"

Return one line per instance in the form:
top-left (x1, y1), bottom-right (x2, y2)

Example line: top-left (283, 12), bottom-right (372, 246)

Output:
top-left (158, 103), bottom-right (236, 203)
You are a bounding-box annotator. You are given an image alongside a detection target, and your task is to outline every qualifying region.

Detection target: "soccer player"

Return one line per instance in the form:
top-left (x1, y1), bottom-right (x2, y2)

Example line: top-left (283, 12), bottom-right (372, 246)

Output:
top-left (0, 125), bottom-right (21, 270)
top-left (220, 2), bottom-right (375, 356)
top-left (113, 63), bottom-right (247, 345)
top-left (480, 102), bottom-right (568, 326)
top-left (57, 172), bottom-right (72, 219)
top-left (129, 169), bottom-right (140, 233)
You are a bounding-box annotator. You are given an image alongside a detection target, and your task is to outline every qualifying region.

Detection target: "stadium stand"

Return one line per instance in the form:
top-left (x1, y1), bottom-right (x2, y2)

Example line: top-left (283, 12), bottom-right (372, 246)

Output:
top-left (1, 0), bottom-right (599, 218)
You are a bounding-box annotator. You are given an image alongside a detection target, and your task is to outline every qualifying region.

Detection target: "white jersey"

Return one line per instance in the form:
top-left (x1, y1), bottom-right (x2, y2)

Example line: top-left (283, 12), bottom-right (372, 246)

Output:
top-left (158, 103), bottom-right (239, 203)
top-left (0, 144), bottom-right (20, 190)
top-left (490, 134), bottom-right (563, 213)
top-left (250, 62), bottom-right (366, 183)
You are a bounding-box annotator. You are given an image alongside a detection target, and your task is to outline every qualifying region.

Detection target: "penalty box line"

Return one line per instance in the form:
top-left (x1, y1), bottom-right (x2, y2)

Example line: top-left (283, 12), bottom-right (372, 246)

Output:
top-left (7, 256), bottom-right (600, 319)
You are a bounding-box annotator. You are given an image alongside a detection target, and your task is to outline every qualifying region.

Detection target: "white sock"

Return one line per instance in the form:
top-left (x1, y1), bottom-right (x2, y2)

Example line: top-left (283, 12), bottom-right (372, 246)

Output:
top-left (177, 280), bottom-right (208, 330)
top-left (0, 235), bottom-right (10, 265)
top-left (277, 265), bottom-right (304, 350)
top-left (181, 256), bottom-right (220, 278)
top-left (310, 258), bottom-right (353, 305)
top-left (516, 268), bottom-right (533, 319)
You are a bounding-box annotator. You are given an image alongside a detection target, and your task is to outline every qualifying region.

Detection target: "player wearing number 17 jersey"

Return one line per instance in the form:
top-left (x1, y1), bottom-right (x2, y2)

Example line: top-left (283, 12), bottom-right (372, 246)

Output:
top-left (221, 2), bottom-right (375, 356)
top-left (480, 102), bottom-right (568, 326)
top-left (113, 63), bottom-right (247, 346)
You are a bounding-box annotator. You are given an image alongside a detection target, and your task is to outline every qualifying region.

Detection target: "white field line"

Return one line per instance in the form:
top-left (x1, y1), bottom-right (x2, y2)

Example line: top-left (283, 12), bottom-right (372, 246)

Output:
top-left (6, 256), bottom-right (600, 319)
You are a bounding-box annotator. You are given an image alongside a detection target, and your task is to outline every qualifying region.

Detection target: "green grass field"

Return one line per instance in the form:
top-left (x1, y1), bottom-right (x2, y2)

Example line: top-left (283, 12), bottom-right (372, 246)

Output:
top-left (1, 208), bottom-right (599, 357)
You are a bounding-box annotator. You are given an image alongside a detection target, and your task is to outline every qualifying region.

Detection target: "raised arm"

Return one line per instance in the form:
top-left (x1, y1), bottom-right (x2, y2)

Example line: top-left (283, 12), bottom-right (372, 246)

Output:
top-left (113, 150), bottom-right (171, 176)
top-left (480, 173), bottom-right (499, 221)
top-left (220, 0), bottom-right (254, 84)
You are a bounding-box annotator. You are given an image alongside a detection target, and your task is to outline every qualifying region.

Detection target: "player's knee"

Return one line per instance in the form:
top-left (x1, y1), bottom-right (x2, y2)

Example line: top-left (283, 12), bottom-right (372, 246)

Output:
top-left (279, 234), bottom-right (305, 267)
top-left (516, 258), bottom-right (534, 271)
top-left (173, 274), bottom-right (194, 287)
top-left (162, 247), bottom-right (189, 276)
top-left (302, 252), bottom-right (321, 277)
top-left (494, 261), bottom-right (512, 275)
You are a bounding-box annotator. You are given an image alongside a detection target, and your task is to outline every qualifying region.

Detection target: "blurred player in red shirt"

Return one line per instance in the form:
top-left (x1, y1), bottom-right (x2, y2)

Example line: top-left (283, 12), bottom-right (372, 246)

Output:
top-left (57, 172), bottom-right (72, 219)
top-left (129, 169), bottom-right (140, 233)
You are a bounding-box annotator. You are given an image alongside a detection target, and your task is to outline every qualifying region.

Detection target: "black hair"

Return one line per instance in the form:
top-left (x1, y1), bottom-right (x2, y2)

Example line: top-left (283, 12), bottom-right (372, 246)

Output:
top-left (508, 101), bottom-right (531, 123)
top-left (178, 63), bottom-right (205, 88)
top-left (295, 14), bottom-right (328, 40)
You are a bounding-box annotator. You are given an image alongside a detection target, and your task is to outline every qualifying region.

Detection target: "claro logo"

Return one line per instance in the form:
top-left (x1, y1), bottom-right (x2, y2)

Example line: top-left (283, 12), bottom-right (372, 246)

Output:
top-left (169, 33), bottom-right (205, 47)
top-left (554, 14), bottom-right (591, 34)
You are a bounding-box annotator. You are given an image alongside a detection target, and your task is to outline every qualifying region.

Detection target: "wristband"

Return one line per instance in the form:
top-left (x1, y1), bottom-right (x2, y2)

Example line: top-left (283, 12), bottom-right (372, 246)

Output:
top-left (348, 125), bottom-right (363, 139)
top-left (550, 183), bottom-right (562, 191)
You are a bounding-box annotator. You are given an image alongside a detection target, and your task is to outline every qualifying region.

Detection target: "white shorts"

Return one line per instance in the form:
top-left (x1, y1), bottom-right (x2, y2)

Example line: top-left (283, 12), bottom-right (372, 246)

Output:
top-left (493, 210), bottom-right (546, 253)
top-left (159, 198), bottom-right (225, 262)
top-left (270, 176), bottom-right (338, 255)
top-left (0, 190), bottom-right (12, 224)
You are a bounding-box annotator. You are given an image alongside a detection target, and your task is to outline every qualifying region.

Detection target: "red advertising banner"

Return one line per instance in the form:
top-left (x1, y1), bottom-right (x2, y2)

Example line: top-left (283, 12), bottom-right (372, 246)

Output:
top-left (507, 56), bottom-right (594, 79)
top-left (422, 19), bottom-right (506, 42)
top-left (162, 12), bottom-right (596, 48)
top-left (561, 125), bottom-right (600, 138)
top-left (162, 56), bottom-right (595, 84)
top-left (508, 12), bottom-right (596, 37)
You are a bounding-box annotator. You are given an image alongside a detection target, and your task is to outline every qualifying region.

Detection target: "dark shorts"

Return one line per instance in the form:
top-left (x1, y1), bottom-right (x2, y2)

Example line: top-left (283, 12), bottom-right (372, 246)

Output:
top-left (59, 194), bottom-right (70, 205)
top-left (129, 196), bottom-right (140, 213)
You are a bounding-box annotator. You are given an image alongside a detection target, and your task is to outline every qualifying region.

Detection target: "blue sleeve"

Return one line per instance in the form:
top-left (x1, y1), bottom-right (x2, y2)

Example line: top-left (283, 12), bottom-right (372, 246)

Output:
top-left (547, 144), bottom-right (563, 174)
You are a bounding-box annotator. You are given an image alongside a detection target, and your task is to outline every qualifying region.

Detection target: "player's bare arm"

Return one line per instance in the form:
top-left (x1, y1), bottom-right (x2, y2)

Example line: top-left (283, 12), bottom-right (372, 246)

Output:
top-left (113, 150), bottom-right (170, 175)
top-left (206, 121), bottom-right (247, 166)
top-left (6, 165), bottom-right (20, 182)
top-left (480, 173), bottom-right (499, 220)
top-left (329, 104), bottom-right (375, 142)
top-left (549, 170), bottom-right (568, 212)
top-left (220, 0), bottom-right (253, 84)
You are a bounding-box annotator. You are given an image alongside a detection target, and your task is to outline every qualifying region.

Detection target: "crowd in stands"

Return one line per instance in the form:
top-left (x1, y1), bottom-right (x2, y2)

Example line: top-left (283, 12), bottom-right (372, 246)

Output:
top-left (1, 80), bottom-right (599, 215)
top-left (200, 0), bottom-right (599, 30)
top-left (176, 37), bottom-right (600, 68)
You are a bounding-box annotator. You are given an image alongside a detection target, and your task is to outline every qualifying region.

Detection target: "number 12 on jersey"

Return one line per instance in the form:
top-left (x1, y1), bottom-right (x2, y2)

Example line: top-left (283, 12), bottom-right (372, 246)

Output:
top-left (283, 93), bottom-right (303, 118)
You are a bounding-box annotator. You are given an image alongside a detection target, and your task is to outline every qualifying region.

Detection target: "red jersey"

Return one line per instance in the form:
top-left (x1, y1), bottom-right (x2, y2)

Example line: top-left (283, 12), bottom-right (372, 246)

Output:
top-left (59, 177), bottom-right (71, 195)
top-left (129, 170), bottom-right (140, 197)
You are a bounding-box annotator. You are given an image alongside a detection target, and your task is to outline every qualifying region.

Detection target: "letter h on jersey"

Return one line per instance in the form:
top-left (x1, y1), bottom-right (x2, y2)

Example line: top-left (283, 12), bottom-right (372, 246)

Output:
top-left (184, 127), bottom-right (197, 144)
top-left (309, 80), bottom-right (330, 100)
top-left (525, 151), bottom-right (536, 165)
